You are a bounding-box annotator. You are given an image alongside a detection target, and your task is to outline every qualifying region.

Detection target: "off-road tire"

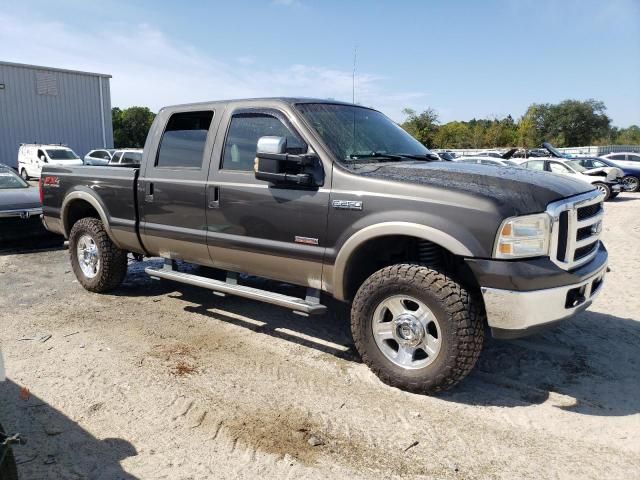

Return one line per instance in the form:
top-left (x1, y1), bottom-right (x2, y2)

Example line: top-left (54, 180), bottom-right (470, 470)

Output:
top-left (593, 182), bottom-right (611, 201)
top-left (351, 264), bottom-right (484, 394)
top-left (0, 423), bottom-right (19, 480)
top-left (69, 217), bottom-right (128, 293)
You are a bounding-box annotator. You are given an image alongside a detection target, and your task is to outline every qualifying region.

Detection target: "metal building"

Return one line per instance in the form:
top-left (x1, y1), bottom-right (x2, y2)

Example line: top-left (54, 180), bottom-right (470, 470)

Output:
top-left (0, 61), bottom-right (113, 168)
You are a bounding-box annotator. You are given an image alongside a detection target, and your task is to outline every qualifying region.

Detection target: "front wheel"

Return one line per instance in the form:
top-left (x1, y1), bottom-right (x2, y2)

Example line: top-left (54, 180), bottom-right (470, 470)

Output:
top-left (20, 169), bottom-right (29, 181)
top-left (351, 264), bottom-right (484, 394)
top-left (69, 217), bottom-right (128, 292)
top-left (622, 175), bottom-right (639, 192)
top-left (593, 182), bottom-right (611, 201)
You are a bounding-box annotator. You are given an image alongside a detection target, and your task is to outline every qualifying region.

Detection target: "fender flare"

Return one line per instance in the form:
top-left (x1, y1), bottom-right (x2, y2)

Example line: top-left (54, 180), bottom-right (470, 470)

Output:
top-left (61, 190), bottom-right (118, 245)
top-left (332, 221), bottom-right (474, 301)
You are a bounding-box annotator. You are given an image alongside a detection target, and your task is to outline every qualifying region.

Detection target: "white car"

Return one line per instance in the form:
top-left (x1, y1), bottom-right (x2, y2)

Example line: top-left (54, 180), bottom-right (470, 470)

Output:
top-left (520, 158), bottom-right (623, 200)
top-left (109, 149), bottom-right (143, 166)
top-left (600, 152), bottom-right (640, 168)
top-left (456, 157), bottom-right (521, 167)
top-left (84, 149), bottom-right (116, 166)
top-left (18, 144), bottom-right (83, 180)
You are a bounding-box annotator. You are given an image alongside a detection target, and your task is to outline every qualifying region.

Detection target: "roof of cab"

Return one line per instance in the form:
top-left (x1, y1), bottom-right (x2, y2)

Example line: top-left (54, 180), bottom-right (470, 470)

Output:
top-left (158, 97), bottom-right (372, 114)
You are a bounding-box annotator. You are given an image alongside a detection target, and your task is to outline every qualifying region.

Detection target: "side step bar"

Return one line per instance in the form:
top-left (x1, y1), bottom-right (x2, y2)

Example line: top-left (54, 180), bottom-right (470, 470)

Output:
top-left (145, 267), bottom-right (327, 316)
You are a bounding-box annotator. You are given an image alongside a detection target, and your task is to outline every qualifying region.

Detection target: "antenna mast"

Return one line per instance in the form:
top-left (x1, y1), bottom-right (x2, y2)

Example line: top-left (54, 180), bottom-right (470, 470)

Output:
top-left (352, 45), bottom-right (357, 104)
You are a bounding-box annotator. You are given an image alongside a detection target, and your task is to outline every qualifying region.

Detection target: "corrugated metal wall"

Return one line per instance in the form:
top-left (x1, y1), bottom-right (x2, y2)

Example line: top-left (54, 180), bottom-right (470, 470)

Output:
top-left (0, 62), bottom-right (113, 168)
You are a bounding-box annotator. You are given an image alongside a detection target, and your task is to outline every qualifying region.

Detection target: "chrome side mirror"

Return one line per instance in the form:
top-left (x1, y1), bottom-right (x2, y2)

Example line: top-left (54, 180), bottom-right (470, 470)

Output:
top-left (257, 136), bottom-right (287, 155)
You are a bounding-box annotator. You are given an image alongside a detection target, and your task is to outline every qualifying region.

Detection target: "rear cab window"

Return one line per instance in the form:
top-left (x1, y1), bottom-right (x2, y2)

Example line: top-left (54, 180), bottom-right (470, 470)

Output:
top-left (156, 111), bottom-right (214, 169)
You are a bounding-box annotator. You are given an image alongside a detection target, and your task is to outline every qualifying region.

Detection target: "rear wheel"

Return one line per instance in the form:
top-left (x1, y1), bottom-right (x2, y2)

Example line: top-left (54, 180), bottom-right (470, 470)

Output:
top-left (593, 182), bottom-right (611, 201)
top-left (69, 217), bottom-right (128, 292)
top-left (20, 169), bottom-right (29, 181)
top-left (622, 175), bottom-right (639, 192)
top-left (351, 264), bottom-right (484, 394)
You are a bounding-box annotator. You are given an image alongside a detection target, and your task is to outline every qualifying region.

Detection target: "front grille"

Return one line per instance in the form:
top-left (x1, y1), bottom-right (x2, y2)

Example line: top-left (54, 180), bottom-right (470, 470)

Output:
top-left (549, 190), bottom-right (604, 271)
top-left (577, 203), bottom-right (601, 221)
top-left (574, 242), bottom-right (598, 261)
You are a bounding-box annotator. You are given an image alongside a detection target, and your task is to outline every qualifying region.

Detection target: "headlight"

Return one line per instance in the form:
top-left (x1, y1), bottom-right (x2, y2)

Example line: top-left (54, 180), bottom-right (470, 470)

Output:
top-left (493, 213), bottom-right (551, 259)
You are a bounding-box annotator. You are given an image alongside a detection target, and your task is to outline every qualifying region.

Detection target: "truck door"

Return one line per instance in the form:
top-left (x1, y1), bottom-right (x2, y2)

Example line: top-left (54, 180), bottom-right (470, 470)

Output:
top-left (138, 108), bottom-right (220, 265)
top-left (205, 107), bottom-right (330, 288)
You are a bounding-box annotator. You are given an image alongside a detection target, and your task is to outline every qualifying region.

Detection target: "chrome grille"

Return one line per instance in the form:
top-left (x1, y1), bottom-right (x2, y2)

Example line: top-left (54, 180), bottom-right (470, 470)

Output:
top-left (547, 190), bottom-right (604, 270)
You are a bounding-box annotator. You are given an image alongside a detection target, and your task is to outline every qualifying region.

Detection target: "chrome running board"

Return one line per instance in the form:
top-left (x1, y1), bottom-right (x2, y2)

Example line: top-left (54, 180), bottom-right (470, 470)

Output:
top-left (145, 266), bottom-right (327, 316)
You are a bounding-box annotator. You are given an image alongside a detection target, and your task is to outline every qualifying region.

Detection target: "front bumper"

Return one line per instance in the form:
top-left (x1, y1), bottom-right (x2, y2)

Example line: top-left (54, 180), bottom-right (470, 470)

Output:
top-left (468, 246), bottom-right (608, 339)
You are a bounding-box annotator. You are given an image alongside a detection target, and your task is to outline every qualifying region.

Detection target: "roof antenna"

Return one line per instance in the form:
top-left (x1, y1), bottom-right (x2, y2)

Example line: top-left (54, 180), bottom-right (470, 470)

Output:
top-left (352, 45), bottom-right (357, 104)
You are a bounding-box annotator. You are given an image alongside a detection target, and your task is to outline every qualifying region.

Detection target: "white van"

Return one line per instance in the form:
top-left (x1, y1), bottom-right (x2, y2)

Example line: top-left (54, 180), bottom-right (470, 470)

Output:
top-left (18, 144), bottom-right (83, 180)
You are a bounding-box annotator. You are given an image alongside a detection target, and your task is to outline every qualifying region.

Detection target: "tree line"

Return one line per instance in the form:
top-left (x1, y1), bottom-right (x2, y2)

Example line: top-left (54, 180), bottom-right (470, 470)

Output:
top-left (111, 100), bottom-right (640, 150)
top-left (401, 99), bottom-right (640, 149)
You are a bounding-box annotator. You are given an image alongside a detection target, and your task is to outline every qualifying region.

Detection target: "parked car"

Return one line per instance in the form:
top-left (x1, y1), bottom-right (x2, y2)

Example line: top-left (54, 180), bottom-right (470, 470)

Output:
top-left (473, 151), bottom-right (503, 158)
top-left (84, 149), bottom-right (116, 166)
top-left (434, 151), bottom-right (456, 161)
top-left (109, 149), bottom-right (143, 166)
top-left (41, 98), bottom-right (608, 394)
top-left (0, 163), bottom-right (47, 244)
top-left (457, 157), bottom-right (521, 167)
top-left (600, 152), bottom-right (640, 169)
top-left (572, 157), bottom-right (640, 192)
top-left (520, 158), bottom-right (622, 200)
top-left (0, 347), bottom-right (19, 480)
top-left (18, 144), bottom-right (83, 180)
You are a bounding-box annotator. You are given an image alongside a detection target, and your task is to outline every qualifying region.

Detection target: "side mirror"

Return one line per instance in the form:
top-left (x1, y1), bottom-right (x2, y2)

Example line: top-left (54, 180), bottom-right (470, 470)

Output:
top-left (254, 136), bottom-right (322, 187)
top-left (40, 155), bottom-right (48, 163)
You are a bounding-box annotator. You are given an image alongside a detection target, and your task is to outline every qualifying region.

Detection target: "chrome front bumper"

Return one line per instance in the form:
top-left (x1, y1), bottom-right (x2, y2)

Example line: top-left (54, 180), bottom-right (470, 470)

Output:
top-left (481, 261), bottom-right (608, 338)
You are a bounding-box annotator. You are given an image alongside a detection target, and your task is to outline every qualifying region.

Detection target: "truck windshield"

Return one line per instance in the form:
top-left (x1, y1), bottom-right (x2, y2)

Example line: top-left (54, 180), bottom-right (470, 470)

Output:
top-left (296, 103), bottom-right (432, 164)
top-left (46, 149), bottom-right (79, 160)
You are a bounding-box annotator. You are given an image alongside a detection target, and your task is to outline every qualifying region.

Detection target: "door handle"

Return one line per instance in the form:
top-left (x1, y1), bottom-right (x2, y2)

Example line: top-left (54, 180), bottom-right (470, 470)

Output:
top-left (208, 185), bottom-right (219, 209)
top-left (145, 182), bottom-right (154, 203)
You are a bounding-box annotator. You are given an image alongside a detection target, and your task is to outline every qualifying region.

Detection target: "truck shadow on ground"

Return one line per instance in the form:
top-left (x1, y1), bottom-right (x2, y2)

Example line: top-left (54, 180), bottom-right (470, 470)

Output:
top-left (0, 379), bottom-right (137, 479)
top-left (115, 259), bottom-right (640, 417)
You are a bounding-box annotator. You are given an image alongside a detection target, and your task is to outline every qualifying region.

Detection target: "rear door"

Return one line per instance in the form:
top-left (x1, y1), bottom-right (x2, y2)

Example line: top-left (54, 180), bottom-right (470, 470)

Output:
top-left (138, 108), bottom-right (220, 265)
top-left (205, 106), bottom-right (329, 287)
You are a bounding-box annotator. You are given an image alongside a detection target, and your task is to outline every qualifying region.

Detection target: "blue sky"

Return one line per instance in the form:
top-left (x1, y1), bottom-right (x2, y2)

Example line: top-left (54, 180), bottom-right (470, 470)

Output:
top-left (1, 0), bottom-right (638, 126)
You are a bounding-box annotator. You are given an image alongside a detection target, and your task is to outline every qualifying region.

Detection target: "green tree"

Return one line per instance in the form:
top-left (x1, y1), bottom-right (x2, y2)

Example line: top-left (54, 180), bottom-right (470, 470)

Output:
top-left (400, 108), bottom-right (439, 148)
top-left (112, 106), bottom-right (156, 148)
top-left (615, 125), bottom-right (640, 145)
top-left (517, 106), bottom-right (539, 148)
top-left (433, 122), bottom-right (471, 148)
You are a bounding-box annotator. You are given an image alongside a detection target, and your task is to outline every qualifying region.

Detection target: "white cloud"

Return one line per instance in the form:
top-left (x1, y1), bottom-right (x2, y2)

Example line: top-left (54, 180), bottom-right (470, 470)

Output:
top-left (0, 13), bottom-right (424, 121)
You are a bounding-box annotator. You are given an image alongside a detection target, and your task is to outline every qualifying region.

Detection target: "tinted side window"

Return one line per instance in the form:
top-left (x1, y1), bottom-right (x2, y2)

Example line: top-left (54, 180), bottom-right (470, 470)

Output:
top-left (627, 154), bottom-right (640, 162)
top-left (111, 152), bottom-right (123, 163)
top-left (156, 111), bottom-right (214, 168)
top-left (222, 113), bottom-right (305, 171)
top-left (122, 152), bottom-right (142, 165)
top-left (549, 162), bottom-right (570, 174)
top-left (524, 160), bottom-right (545, 171)
top-left (610, 154), bottom-right (625, 160)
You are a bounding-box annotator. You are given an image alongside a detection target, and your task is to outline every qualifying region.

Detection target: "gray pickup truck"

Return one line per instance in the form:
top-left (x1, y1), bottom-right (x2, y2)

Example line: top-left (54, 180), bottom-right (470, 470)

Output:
top-left (41, 98), bottom-right (608, 393)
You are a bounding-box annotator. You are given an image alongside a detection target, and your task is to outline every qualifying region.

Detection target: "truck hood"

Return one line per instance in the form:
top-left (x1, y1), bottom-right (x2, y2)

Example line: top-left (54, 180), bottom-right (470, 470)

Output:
top-left (358, 161), bottom-right (594, 215)
top-left (0, 187), bottom-right (41, 211)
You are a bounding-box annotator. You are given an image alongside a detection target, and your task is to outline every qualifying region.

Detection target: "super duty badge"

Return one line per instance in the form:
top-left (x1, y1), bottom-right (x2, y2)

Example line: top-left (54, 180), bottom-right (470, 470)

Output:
top-left (332, 199), bottom-right (363, 211)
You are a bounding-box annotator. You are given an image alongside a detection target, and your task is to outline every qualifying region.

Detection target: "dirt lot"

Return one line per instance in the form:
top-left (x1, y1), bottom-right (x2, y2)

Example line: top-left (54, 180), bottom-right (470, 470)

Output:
top-left (1, 194), bottom-right (639, 479)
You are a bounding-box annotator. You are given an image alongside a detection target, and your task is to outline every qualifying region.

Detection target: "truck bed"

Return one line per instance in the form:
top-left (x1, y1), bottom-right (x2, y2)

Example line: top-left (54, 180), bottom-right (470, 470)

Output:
top-left (41, 165), bottom-right (144, 253)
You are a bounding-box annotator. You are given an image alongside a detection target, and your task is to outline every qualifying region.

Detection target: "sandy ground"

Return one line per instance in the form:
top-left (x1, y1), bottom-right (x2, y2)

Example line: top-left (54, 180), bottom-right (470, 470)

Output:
top-left (1, 193), bottom-right (639, 479)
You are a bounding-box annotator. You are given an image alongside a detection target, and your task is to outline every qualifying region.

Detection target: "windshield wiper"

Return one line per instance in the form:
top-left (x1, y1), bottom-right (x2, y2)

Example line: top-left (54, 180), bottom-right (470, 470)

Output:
top-left (348, 152), bottom-right (437, 162)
